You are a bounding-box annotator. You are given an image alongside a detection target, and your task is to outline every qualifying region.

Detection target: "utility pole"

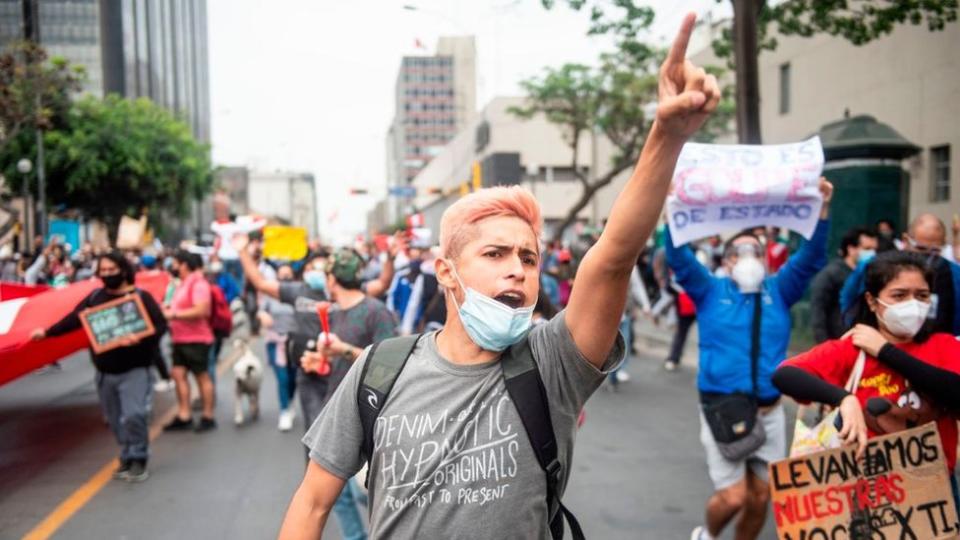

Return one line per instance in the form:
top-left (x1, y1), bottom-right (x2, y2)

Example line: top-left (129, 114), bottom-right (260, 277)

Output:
top-left (21, 0), bottom-right (48, 241)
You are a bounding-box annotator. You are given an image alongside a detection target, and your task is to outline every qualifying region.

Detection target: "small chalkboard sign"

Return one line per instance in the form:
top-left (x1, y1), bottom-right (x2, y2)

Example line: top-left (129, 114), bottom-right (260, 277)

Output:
top-left (79, 294), bottom-right (156, 354)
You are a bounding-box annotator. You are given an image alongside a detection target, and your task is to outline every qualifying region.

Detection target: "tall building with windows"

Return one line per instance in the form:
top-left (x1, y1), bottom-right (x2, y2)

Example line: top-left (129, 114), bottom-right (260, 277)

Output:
top-left (383, 36), bottom-right (476, 228)
top-left (0, 0), bottom-right (210, 143)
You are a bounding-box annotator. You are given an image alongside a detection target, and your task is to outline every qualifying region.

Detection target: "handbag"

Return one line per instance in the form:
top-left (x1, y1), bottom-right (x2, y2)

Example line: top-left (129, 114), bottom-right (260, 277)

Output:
top-left (701, 292), bottom-right (767, 461)
top-left (788, 350), bottom-right (866, 457)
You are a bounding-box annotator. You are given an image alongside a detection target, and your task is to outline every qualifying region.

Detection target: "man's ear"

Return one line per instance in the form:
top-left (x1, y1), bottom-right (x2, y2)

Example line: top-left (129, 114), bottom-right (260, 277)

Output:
top-left (434, 257), bottom-right (457, 291)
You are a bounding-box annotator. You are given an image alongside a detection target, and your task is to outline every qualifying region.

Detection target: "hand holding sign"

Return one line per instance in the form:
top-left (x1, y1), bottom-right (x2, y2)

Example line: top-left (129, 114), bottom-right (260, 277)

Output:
top-left (656, 13), bottom-right (721, 140)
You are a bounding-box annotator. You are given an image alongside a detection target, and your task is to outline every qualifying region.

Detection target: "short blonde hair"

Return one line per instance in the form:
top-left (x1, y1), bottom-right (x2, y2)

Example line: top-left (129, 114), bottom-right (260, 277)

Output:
top-left (439, 186), bottom-right (542, 259)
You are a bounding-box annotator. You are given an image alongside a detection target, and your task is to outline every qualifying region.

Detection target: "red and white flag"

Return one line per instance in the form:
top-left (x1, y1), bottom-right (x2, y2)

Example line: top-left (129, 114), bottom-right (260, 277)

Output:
top-left (0, 272), bottom-right (170, 386)
top-left (406, 213), bottom-right (425, 229)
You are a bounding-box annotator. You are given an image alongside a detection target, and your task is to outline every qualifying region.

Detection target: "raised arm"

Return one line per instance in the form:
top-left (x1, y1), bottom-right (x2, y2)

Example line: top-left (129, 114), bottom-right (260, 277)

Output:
top-left (775, 187), bottom-right (831, 306)
top-left (663, 227), bottom-right (713, 303)
top-left (233, 234), bottom-right (280, 299)
top-left (363, 233), bottom-right (406, 298)
top-left (565, 13), bottom-right (720, 367)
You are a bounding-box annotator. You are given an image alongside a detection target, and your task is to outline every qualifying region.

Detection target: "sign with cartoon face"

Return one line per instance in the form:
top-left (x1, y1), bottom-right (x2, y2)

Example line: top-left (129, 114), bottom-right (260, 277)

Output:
top-left (864, 384), bottom-right (942, 436)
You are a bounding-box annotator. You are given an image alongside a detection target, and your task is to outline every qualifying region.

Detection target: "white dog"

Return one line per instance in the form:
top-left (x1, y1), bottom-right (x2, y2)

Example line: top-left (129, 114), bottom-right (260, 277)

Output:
top-left (232, 339), bottom-right (263, 425)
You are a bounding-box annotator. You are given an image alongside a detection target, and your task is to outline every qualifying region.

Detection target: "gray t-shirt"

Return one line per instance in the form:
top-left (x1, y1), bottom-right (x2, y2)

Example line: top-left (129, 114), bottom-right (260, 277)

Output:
top-left (303, 311), bottom-right (623, 539)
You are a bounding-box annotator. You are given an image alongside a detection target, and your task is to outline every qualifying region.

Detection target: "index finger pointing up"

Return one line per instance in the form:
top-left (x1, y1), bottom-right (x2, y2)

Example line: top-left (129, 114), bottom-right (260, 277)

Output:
top-left (666, 12), bottom-right (697, 66)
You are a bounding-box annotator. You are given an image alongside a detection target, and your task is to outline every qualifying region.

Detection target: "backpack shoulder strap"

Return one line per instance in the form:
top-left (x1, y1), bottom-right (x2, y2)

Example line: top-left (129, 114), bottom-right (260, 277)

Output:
top-left (501, 339), bottom-right (585, 540)
top-left (358, 334), bottom-right (421, 465)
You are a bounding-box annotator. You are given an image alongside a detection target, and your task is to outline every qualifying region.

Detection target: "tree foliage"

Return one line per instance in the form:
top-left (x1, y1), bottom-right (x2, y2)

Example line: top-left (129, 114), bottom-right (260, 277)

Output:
top-left (1, 95), bottom-right (213, 232)
top-left (0, 41), bottom-right (84, 152)
top-left (516, 5), bottom-right (733, 239)
top-left (544, 0), bottom-right (957, 143)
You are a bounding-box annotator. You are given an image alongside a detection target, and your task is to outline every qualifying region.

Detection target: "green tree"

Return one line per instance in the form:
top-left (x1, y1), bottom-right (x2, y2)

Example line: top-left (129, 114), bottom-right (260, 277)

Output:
top-left (1, 94), bottom-right (213, 237)
top-left (0, 41), bottom-right (84, 152)
top-left (511, 34), bottom-right (732, 240)
top-left (543, 0), bottom-right (957, 143)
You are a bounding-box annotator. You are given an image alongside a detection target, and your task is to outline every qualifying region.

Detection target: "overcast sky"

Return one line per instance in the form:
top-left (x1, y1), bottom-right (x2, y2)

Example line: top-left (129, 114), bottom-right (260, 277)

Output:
top-left (207, 0), bottom-right (726, 244)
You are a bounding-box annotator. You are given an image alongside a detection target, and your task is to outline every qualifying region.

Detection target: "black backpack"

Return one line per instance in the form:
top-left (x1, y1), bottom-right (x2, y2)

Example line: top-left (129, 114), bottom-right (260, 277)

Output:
top-left (357, 335), bottom-right (585, 540)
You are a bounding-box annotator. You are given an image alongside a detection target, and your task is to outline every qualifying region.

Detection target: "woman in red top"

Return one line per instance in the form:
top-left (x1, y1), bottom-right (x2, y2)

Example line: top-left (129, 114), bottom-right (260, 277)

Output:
top-left (773, 251), bottom-right (960, 502)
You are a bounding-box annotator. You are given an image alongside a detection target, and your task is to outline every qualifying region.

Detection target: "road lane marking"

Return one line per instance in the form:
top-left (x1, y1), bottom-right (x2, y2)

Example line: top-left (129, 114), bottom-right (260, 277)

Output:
top-left (20, 347), bottom-right (243, 540)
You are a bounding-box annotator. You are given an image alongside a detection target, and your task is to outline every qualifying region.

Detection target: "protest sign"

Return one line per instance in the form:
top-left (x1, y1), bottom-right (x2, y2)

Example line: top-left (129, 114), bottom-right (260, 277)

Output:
top-left (262, 225), bottom-right (308, 261)
top-left (79, 294), bottom-right (156, 354)
top-left (769, 423), bottom-right (959, 540)
top-left (116, 215), bottom-right (147, 249)
top-left (667, 136), bottom-right (824, 246)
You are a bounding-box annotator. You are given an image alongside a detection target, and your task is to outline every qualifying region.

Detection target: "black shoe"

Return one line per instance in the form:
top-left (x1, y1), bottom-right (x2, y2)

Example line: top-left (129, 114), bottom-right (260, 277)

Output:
top-left (112, 460), bottom-right (131, 480)
top-left (195, 417), bottom-right (217, 433)
top-left (124, 460), bottom-right (149, 483)
top-left (163, 416), bottom-right (193, 431)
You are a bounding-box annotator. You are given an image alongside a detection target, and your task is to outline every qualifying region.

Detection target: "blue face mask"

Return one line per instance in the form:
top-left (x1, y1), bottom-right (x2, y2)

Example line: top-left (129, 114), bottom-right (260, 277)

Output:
top-left (303, 270), bottom-right (327, 292)
top-left (449, 264), bottom-right (533, 352)
top-left (857, 249), bottom-right (876, 265)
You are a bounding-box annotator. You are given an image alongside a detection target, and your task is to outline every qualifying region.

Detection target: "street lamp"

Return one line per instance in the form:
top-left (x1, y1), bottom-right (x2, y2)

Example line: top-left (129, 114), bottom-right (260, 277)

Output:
top-left (16, 158), bottom-right (32, 247)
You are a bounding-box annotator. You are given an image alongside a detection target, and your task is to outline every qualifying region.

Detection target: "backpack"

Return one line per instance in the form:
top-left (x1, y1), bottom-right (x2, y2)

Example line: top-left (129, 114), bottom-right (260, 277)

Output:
top-left (208, 284), bottom-right (233, 339)
top-left (357, 335), bottom-right (585, 540)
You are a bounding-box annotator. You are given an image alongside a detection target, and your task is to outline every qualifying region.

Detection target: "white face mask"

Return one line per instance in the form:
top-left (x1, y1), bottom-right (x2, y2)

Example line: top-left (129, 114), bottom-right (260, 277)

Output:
top-left (731, 256), bottom-right (765, 293)
top-left (878, 299), bottom-right (931, 339)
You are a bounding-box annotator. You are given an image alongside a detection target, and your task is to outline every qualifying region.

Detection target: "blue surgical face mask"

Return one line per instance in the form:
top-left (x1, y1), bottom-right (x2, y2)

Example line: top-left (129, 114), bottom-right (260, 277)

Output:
top-left (448, 262), bottom-right (534, 352)
top-left (303, 270), bottom-right (327, 292)
top-left (857, 249), bottom-right (876, 265)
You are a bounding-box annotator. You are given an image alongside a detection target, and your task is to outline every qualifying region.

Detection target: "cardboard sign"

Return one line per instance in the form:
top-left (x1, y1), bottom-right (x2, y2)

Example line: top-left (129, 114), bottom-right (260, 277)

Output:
top-left (116, 215), bottom-right (147, 249)
top-left (770, 423), bottom-right (959, 540)
top-left (262, 225), bottom-right (308, 261)
top-left (79, 294), bottom-right (155, 354)
top-left (667, 136), bottom-right (824, 245)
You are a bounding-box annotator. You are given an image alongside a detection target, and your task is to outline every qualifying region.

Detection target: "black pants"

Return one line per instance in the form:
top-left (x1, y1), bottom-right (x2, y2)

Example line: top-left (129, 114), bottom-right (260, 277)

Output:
top-left (667, 314), bottom-right (696, 364)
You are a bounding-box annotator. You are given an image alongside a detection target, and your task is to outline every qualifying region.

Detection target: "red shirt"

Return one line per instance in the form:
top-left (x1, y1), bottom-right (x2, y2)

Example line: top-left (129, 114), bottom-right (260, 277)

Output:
top-left (782, 333), bottom-right (960, 471)
top-left (170, 271), bottom-right (214, 345)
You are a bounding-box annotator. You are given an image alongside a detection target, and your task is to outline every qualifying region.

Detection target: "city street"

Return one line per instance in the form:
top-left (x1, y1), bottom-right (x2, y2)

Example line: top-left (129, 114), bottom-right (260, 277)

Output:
top-left (0, 329), bottom-right (779, 540)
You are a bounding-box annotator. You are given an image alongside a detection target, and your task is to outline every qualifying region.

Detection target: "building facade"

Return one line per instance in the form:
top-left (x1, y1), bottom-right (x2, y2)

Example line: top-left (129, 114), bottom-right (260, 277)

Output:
top-left (383, 36), bottom-right (476, 228)
top-left (0, 0), bottom-right (210, 143)
top-left (403, 96), bottom-right (632, 242)
top-left (691, 18), bottom-right (959, 230)
top-left (247, 171), bottom-right (318, 240)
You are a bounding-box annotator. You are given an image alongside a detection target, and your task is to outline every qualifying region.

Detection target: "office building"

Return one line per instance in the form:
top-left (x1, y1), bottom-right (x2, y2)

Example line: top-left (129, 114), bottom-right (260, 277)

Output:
top-left (400, 96), bottom-right (632, 241)
top-left (0, 0), bottom-right (210, 143)
top-left (383, 35), bottom-right (476, 227)
top-left (247, 171), bottom-right (318, 239)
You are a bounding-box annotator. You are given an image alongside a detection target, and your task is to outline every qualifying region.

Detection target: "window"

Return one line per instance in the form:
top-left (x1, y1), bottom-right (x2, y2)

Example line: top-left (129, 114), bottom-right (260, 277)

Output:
top-left (779, 63), bottom-right (791, 115)
top-left (931, 145), bottom-right (951, 202)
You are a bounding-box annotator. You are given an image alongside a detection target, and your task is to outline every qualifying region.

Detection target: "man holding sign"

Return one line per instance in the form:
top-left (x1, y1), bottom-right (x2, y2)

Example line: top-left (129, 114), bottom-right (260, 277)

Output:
top-left (30, 251), bottom-right (168, 483)
top-left (666, 173), bottom-right (832, 540)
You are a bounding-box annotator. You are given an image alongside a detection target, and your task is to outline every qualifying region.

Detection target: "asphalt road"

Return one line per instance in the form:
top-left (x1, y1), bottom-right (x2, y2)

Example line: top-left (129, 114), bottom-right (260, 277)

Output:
top-left (0, 335), bottom-right (779, 539)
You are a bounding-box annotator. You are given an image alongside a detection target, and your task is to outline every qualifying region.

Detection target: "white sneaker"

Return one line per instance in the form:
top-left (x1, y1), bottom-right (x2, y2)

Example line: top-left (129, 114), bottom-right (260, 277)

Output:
top-left (278, 409), bottom-right (294, 432)
top-left (664, 361), bottom-right (677, 372)
top-left (615, 371), bottom-right (631, 383)
top-left (153, 380), bottom-right (174, 392)
top-left (690, 526), bottom-right (713, 540)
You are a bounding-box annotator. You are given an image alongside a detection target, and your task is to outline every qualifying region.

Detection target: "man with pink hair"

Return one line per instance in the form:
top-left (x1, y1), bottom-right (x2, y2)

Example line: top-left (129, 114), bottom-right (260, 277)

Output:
top-left (280, 12), bottom-right (720, 540)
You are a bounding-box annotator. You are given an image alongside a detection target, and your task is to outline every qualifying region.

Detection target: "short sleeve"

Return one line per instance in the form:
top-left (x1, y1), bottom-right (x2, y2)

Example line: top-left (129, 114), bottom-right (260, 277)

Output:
top-left (302, 350), bottom-right (368, 479)
top-left (278, 282), bottom-right (303, 306)
top-left (781, 338), bottom-right (857, 388)
top-left (929, 334), bottom-right (960, 374)
top-left (527, 310), bottom-right (624, 416)
top-left (191, 278), bottom-right (211, 305)
top-left (370, 304), bottom-right (399, 343)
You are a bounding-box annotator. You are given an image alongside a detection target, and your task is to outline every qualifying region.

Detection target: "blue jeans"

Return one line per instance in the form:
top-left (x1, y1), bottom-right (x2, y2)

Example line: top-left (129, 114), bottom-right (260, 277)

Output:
top-left (265, 341), bottom-right (296, 410)
top-left (609, 315), bottom-right (633, 383)
top-left (332, 478), bottom-right (367, 540)
top-left (96, 367), bottom-right (152, 462)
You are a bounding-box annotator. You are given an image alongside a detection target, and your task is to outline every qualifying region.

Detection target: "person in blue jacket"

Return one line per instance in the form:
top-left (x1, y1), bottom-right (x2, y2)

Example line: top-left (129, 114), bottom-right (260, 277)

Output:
top-left (668, 179), bottom-right (832, 540)
top-left (840, 213), bottom-right (960, 335)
